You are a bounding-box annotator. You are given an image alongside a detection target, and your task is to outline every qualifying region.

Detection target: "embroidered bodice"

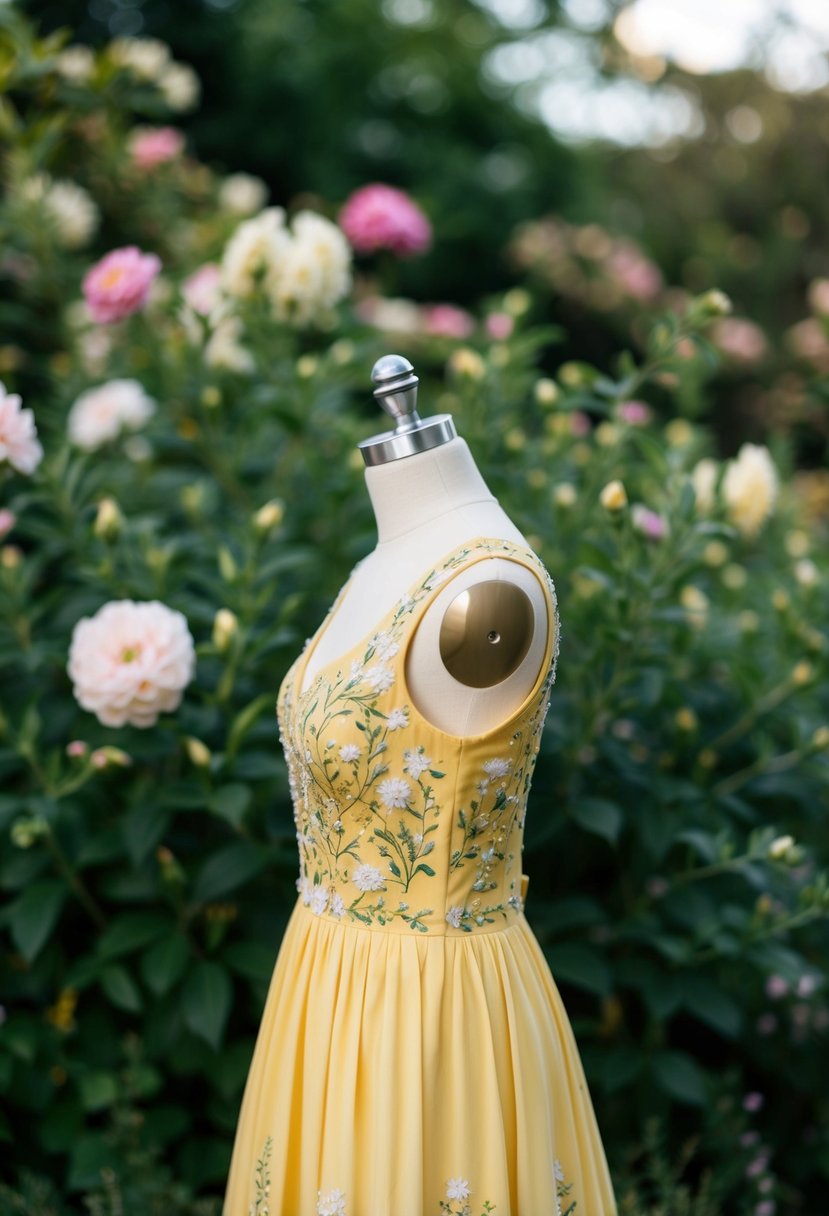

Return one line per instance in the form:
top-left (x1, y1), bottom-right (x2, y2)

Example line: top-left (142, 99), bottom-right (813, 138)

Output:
top-left (276, 536), bottom-right (561, 935)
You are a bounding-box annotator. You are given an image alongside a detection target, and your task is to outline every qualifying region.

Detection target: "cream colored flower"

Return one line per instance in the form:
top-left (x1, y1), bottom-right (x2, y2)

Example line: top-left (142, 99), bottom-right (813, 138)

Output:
top-left (67, 379), bottom-right (155, 450)
top-left (221, 207), bottom-right (290, 298)
top-left (219, 172), bottom-right (268, 215)
top-left (721, 443), bottom-right (779, 538)
top-left (20, 174), bottom-right (99, 250)
top-left (448, 348), bottom-right (486, 380)
top-left (67, 599), bottom-right (196, 728)
top-left (159, 62), bottom-right (200, 111)
top-left (109, 36), bottom-right (171, 81)
top-left (554, 482), bottom-right (577, 507)
top-left (55, 45), bottom-right (95, 83)
top-left (204, 316), bottom-right (254, 373)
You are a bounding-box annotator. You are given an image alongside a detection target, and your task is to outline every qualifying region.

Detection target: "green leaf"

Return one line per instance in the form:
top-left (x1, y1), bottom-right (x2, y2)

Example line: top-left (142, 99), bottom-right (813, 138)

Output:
top-left (545, 944), bottom-right (612, 996)
top-left (123, 800), bottom-right (171, 868)
top-left (680, 976), bottom-right (742, 1039)
top-left (182, 961), bottom-right (232, 1049)
top-left (650, 1049), bottom-right (708, 1105)
top-left (227, 693), bottom-right (275, 760)
top-left (96, 911), bottom-right (174, 959)
top-left (414, 863), bottom-right (436, 877)
top-left (140, 934), bottom-right (191, 996)
top-left (207, 783), bottom-right (252, 829)
top-left (78, 1071), bottom-right (119, 1112)
top-left (192, 841), bottom-right (267, 904)
top-left (10, 878), bottom-right (67, 962)
top-left (596, 1047), bottom-right (643, 1093)
top-left (100, 964), bottom-right (143, 1012)
top-left (568, 798), bottom-right (622, 845)
top-left (222, 940), bottom-right (276, 982)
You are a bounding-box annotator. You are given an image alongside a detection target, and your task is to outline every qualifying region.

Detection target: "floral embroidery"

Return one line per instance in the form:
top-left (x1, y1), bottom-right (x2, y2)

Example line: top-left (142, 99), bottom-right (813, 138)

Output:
top-left (247, 1135), bottom-right (272, 1216)
top-left (555, 1157), bottom-right (578, 1215)
top-left (317, 1187), bottom-right (348, 1216)
top-left (439, 1176), bottom-right (496, 1214)
top-left (276, 538), bottom-right (561, 934)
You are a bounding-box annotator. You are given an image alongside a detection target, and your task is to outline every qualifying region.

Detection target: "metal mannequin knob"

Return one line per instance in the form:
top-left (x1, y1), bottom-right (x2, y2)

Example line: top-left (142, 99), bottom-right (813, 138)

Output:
top-left (371, 354), bottom-right (421, 432)
top-left (358, 353), bottom-right (457, 467)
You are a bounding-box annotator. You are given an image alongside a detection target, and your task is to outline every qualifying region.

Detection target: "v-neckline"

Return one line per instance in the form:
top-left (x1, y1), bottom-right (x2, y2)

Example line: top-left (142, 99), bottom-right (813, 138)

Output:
top-left (293, 535), bottom-right (541, 701)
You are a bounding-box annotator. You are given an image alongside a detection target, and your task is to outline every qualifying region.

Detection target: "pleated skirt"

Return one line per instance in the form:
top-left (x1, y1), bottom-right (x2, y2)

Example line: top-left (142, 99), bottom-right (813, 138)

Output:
top-left (222, 897), bottom-right (618, 1216)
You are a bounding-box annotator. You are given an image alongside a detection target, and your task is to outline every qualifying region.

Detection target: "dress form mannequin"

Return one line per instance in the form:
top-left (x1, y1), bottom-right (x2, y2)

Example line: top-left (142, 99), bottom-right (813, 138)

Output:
top-left (300, 355), bottom-right (553, 737)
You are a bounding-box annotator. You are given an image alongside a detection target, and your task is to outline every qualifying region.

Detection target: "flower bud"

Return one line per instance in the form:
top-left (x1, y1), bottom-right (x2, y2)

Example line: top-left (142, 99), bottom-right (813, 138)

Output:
top-left (534, 378), bottom-right (559, 408)
top-left (184, 735), bottom-right (212, 767)
top-left (1, 545), bottom-right (22, 568)
top-left (792, 661), bottom-right (813, 686)
top-left (599, 480), bottom-right (627, 510)
top-left (448, 348), bottom-right (485, 381)
top-left (253, 499), bottom-right (285, 533)
top-left (93, 496), bottom-right (123, 541)
top-left (218, 545), bottom-right (237, 583)
top-left (693, 289), bottom-right (733, 319)
top-left (768, 834), bottom-right (795, 860)
top-left (213, 607), bottom-right (239, 651)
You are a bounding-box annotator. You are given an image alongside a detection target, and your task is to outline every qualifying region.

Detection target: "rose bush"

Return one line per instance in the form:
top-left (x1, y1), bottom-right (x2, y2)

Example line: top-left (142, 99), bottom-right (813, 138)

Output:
top-left (1, 13), bottom-right (828, 1215)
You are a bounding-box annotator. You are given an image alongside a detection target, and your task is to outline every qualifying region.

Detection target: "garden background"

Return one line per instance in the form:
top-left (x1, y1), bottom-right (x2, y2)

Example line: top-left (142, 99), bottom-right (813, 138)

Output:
top-left (1, 0), bottom-right (829, 1212)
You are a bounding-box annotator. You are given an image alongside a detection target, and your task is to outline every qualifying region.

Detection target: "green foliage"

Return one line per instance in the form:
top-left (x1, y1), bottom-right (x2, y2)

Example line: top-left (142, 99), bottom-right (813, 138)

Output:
top-left (1, 10), bottom-right (829, 1215)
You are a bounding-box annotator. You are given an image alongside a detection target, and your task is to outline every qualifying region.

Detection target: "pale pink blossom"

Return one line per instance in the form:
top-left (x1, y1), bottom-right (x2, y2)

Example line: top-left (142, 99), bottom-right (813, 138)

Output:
top-left (616, 399), bottom-right (652, 425)
top-left (0, 383), bottom-right (43, 474)
top-left (570, 410), bottom-right (591, 436)
top-left (83, 246), bottom-right (162, 324)
top-left (765, 974), bottom-right (789, 999)
top-left (67, 599), bottom-right (196, 728)
top-left (632, 503), bottom-right (669, 540)
top-left (338, 183), bottom-right (431, 257)
top-left (181, 263), bottom-right (222, 316)
top-left (712, 317), bottom-right (768, 364)
top-left (66, 740), bottom-right (89, 757)
top-left (807, 278), bottom-right (829, 315)
top-left (486, 311), bottom-right (514, 340)
top-left (742, 1091), bottom-right (764, 1112)
top-left (606, 244), bottom-right (663, 300)
top-left (421, 303), bottom-right (474, 339)
top-left (0, 508), bottom-right (17, 537)
top-left (786, 318), bottom-right (829, 372)
top-left (128, 125), bottom-right (185, 170)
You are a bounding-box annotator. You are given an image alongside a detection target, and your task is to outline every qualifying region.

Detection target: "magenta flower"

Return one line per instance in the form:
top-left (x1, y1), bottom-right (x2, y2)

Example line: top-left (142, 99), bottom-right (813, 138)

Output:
top-left (421, 303), bottom-right (474, 339)
top-left (616, 399), bottom-right (652, 425)
top-left (83, 246), bottom-right (162, 324)
top-left (128, 125), bottom-right (185, 170)
top-left (338, 183), bottom-right (432, 257)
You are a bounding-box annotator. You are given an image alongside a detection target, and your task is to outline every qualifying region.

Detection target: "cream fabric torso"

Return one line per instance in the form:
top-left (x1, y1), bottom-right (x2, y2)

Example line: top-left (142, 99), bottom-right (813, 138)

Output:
top-left (300, 440), bottom-right (551, 736)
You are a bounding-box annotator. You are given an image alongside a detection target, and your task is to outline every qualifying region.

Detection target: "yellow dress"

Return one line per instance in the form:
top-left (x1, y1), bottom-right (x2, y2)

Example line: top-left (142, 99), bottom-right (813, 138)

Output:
top-left (222, 536), bottom-right (618, 1216)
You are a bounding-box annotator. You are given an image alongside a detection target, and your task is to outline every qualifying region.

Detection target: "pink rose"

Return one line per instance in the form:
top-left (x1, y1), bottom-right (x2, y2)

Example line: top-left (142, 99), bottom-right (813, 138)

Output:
top-left (67, 599), bottom-right (196, 728)
top-left (83, 246), bottom-right (162, 324)
top-left (0, 383), bottom-right (43, 475)
top-left (181, 263), bottom-right (221, 316)
top-left (421, 303), bottom-right (474, 339)
top-left (0, 508), bottom-right (17, 537)
top-left (486, 312), bottom-right (514, 340)
top-left (712, 317), bottom-right (767, 364)
top-left (338, 183), bottom-right (432, 257)
top-left (128, 125), bottom-right (185, 170)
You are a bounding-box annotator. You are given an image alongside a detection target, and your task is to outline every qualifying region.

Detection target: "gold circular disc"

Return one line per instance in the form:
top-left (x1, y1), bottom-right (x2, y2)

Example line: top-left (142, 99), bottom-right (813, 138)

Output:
top-left (439, 580), bottom-right (535, 688)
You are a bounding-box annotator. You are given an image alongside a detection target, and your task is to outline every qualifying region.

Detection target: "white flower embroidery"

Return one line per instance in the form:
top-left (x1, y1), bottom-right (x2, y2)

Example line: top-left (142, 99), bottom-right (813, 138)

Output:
top-left (352, 863), bottom-right (385, 892)
top-left (377, 777), bottom-right (411, 810)
top-left (385, 707), bottom-right (409, 730)
top-left (413, 832), bottom-right (424, 846)
top-left (348, 659), bottom-right (363, 681)
top-left (483, 758), bottom-right (511, 778)
top-left (554, 1159), bottom-right (565, 1181)
top-left (338, 743), bottom-right (361, 762)
top-left (403, 748), bottom-right (432, 778)
top-left (316, 1187), bottom-right (347, 1216)
top-left (330, 892), bottom-right (346, 917)
top-left (445, 906), bottom-right (464, 928)
top-left (364, 663), bottom-right (395, 692)
top-left (446, 1178), bottom-right (470, 1200)
top-left (310, 886), bottom-right (329, 916)
top-left (369, 630), bottom-right (399, 660)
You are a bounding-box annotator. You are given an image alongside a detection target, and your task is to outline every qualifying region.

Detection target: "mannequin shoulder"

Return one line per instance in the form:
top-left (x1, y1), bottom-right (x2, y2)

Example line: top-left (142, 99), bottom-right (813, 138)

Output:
top-left (405, 557), bottom-right (554, 735)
